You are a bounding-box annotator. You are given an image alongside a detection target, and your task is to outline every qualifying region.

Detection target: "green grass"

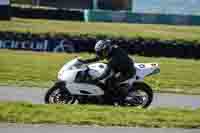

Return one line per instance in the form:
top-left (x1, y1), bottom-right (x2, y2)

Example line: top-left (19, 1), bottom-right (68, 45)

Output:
top-left (1, 49), bottom-right (200, 94)
top-left (11, 0), bottom-right (32, 5)
top-left (1, 18), bottom-right (200, 42)
top-left (0, 101), bottom-right (199, 128)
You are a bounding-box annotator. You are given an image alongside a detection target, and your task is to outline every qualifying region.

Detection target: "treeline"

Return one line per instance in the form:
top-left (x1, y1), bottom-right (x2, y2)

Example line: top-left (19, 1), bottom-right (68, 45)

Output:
top-left (12, 5), bottom-right (84, 20)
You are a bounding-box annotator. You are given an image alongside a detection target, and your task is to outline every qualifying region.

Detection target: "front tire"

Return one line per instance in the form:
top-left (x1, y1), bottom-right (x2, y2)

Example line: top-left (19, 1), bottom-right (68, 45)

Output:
top-left (44, 82), bottom-right (75, 104)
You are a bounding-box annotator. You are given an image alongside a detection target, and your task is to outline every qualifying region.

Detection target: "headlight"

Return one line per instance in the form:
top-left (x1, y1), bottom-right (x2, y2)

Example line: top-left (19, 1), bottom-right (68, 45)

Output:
top-left (57, 71), bottom-right (63, 80)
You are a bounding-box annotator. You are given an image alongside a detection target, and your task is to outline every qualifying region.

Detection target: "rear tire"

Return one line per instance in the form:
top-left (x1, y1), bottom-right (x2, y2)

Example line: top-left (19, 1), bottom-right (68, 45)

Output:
top-left (126, 82), bottom-right (153, 108)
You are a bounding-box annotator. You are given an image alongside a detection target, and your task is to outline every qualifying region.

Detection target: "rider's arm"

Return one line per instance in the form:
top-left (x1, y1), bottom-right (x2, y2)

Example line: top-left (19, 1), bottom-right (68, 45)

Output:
top-left (80, 55), bottom-right (100, 64)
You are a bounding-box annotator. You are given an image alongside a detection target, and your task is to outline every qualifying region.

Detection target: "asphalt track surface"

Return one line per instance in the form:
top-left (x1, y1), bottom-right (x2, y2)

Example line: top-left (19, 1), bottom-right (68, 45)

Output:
top-left (0, 86), bottom-right (200, 133)
top-left (0, 86), bottom-right (200, 108)
top-left (0, 124), bottom-right (200, 133)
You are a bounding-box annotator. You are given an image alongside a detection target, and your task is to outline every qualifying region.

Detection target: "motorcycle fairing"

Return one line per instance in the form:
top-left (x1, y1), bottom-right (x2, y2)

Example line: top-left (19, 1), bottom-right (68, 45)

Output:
top-left (66, 83), bottom-right (104, 96)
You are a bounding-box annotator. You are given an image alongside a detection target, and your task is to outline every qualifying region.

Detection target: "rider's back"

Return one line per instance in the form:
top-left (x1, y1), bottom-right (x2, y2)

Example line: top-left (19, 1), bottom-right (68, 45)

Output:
top-left (108, 46), bottom-right (134, 74)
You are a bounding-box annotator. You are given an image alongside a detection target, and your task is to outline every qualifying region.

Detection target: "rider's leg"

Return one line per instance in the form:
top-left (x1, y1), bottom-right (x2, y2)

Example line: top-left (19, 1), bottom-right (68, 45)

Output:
top-left (117, 69), bottom-right (136, 99)
top-left (105, 77), bottom-right (116, 94)
top-left (104, 68), bottom-right (136, 103)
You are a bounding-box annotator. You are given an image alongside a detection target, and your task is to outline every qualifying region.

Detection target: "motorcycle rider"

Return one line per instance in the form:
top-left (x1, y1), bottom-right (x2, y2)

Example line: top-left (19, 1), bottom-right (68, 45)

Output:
top-left (79, 40), bottom-right (136, 100)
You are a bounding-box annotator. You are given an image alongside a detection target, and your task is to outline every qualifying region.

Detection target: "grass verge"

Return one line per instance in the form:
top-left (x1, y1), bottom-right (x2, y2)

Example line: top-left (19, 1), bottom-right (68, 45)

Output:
top-left (0, 101), bottom-right (199, 128)
top-left (1, 50), bottom-right (200, 94)
top-left (0, 18), bottom-right (200, 42)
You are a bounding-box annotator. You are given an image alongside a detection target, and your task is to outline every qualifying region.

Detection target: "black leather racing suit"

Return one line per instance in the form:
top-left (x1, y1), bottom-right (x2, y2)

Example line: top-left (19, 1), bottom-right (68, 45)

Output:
top-left (83, 46), bottom-right (136, 97)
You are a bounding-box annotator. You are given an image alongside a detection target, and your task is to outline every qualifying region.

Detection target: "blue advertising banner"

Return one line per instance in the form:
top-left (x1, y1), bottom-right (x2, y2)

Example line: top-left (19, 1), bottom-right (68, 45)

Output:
top-left (0, 38), bottom-right (77, 52)
top-left (0, 33), bottom-right (81, 52)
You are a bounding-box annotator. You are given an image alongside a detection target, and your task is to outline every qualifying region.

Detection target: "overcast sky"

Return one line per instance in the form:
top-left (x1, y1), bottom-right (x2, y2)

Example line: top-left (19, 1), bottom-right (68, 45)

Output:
top-left (133, 0), bottom-right (200, 15)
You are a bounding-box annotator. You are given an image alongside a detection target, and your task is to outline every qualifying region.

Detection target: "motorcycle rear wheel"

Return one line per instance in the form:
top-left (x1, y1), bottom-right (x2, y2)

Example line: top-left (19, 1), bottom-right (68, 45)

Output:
top-left (124, 82), bottom-right (153, 108)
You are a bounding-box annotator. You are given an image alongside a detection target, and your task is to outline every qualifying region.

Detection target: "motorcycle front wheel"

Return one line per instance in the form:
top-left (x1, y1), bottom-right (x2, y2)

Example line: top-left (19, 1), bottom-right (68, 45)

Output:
top-left (44, 83), bottom-right (76, 104)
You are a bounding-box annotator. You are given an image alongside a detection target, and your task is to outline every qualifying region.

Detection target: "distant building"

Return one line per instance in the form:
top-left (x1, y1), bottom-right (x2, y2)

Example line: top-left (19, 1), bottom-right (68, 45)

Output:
top-left (38, 0), bottom-right (133, 11)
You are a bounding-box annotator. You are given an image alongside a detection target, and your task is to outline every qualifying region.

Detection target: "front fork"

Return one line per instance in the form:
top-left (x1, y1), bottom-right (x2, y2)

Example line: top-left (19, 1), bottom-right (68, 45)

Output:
top-left (54, 81), bottom-right (71, 94)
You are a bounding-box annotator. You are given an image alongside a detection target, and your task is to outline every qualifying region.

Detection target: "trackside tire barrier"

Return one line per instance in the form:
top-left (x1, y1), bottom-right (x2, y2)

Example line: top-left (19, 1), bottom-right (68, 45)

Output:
top-left (0, 32), bottom-right (200, 59)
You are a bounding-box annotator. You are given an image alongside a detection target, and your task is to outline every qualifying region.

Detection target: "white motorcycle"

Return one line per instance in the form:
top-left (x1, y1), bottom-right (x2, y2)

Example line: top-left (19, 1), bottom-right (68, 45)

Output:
top-left (44, 58), bottom-right (160, 108)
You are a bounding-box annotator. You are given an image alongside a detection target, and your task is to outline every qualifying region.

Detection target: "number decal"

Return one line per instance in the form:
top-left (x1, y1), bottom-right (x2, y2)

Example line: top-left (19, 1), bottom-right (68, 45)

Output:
top-left (139, 64), bottom-right (145, 68)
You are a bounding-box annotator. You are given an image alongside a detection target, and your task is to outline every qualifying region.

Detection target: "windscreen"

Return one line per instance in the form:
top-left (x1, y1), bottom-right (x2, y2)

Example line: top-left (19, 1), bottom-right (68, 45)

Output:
top-left (60, 58), bottom-right (83, 71)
